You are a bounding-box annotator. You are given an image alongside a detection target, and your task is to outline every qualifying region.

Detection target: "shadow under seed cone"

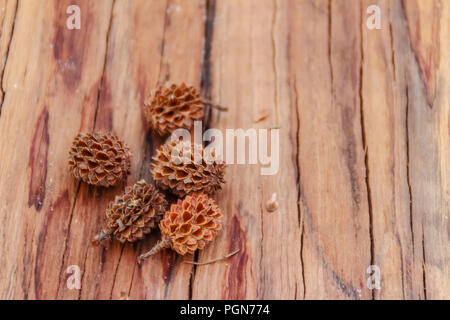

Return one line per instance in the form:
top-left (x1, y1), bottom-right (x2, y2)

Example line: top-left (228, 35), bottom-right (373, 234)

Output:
top-left (68, 133), bottom-right (131, 187)
top-left (145, 83), bottom-right (204, 136)
top-left (93, 180), bottom-right (167, 244)
top-left (151, 140), bottom-right (225, 197)
top-left (138, 193), bottom-right (223, 262)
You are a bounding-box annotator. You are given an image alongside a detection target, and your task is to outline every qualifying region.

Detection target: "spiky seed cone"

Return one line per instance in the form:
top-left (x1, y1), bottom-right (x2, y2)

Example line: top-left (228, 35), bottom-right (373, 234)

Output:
top-left (151, 140), bottom-right (225, 197)
top-left (68, 133), bottom-right (131, 187)
top-left (137, 193), bottom-right (222, 262)
top-left (144, 83), bottom-right (204, 136)
top-left (93, 180), bottom-right (167, 245)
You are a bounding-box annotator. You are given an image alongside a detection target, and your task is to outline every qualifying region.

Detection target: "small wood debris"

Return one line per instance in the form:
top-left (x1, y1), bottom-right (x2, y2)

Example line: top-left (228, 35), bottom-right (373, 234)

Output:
top-left (265, 193), bottom-right (279, 213)
top-left (118, 292), bottom-right (128, 300)
top-left (253, 108), bottom-right (270, 123)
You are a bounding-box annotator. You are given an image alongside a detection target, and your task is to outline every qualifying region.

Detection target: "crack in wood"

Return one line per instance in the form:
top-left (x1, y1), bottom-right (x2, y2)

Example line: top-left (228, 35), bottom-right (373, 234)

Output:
top-left (327, 0), bottom-right (333, 102)
top-left (398, 0), bottom-right (432, 299)
top-left (389, 6), bottom-right (407, 298)
top-left (300, 222), bottom-right (305, 298)
top-left (359, 2), bottom-right (375, 301)
top-left (0, 0), bottom-right (18, 118)
top-left (0, 0), bottom-right (445, 300)
top-left (109, 244), bottom-right (125, 300)
top-left (397, 231), bottom-right (406, 299)
top-left (78, 238), bottom-right (90, 300)
top-left (188, 251), bottom-right (198, 300)
top-left (200, 0), bottom-right (216, 131)
top-left (92, 0), bottom-right (116, 131)
top-left (28, 109), bottom-right (50, 211)
top-left (23, 225), bottom-right (32, 298)
top-left (421, 224), bottom-right (427, 299)
top-left (271, 0), bottom-right (279, 126)
top-left (126, 252), bottom-right (137, 298)
top-left (389, 23), bottom-right (396, 82)
top-left (401, 0), bottom-right (438, 109)
top-left (56, 0), bottom-right (116, 299)
top-left (300, 191), bottom-right (362, 299)
top-left (138, 129), bottom-right (156, 181)
top-left (405, 75), bottom-right (414, 254)
top-left (258, 188), bottom-right (265, 297)
top-left (163, 253), bottom-right (177, 299)
top-left (292, 78), bottom-right (305, 299)
top-left (186, 0), bottom-right (217, 299)
top-left (56, 180), bottom-right (81, 298)
top-left (158, 0), bottom-right (171, 84)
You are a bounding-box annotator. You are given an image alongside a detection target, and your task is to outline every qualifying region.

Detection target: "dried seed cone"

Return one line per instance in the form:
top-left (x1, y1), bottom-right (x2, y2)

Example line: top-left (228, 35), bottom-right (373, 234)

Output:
top-left (68, 133), bottom-right (131, 187)
top-left (138, 193), bottom-right (223, 261)
top-left (151, 140), bottom-right (225, 197)
top-left (93, 180), bottom-right (167, 244)
top-left (144, 83), bottom-right (204, 135)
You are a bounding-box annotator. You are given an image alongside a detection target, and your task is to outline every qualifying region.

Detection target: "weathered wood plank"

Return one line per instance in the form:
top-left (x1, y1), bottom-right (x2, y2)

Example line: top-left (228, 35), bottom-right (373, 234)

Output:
top-left (0, 0), bottom-right (113, 299)
top-left (126, 0), bottom-right (206, 300)
top-left (54, 0), bottom-right (164, 300)
top-left (288, 0), bottom-right (372, 299)
top-left (395, 0), bottom-right (450, 299)
top-left (0, 0), bottom-right (448, 300)
top-left (57, 0), bottom-right (206, 300)
top-left (191, 0), bottom-right (303, 299)
top-left (360, 0), bottom-right (415, 299)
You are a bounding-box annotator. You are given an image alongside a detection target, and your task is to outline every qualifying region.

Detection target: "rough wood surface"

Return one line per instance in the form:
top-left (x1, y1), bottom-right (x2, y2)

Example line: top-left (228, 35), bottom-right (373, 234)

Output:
top-left (0, 0), bottom-right (448, 300)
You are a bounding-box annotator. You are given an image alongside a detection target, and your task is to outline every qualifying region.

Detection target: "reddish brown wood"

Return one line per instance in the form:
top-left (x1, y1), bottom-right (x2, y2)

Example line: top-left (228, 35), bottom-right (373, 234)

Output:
top-left (0, 0), bottom-right (448, 300)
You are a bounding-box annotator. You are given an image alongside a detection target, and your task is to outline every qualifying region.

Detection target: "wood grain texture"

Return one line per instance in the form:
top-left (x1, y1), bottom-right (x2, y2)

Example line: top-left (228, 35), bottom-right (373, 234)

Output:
top-left (0, 0), bottom-right (448, 300)
top-left (191, 0), bottom-right (303, 299)
top-left (0, 0), bottom-right (17, 107)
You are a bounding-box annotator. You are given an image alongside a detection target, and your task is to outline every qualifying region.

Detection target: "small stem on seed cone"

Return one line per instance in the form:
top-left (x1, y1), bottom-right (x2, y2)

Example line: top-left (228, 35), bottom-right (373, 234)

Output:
top-left (137, 236), bottom-right (171, 263)
top-left (182, 249), bottom-right (240, 266)
top-left (201, 99), bottom-right (228, 111)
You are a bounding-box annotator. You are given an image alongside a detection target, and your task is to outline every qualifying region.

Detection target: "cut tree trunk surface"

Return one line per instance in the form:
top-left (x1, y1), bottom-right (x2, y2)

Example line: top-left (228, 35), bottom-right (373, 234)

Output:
top-left (0, 0), bottom-right (448, 300)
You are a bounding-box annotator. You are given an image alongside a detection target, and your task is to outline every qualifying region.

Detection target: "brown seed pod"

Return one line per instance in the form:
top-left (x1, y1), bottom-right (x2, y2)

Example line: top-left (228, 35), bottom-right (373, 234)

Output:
top-left (151, 140), bottom-right (225, 197)
top-left (68, 133), bottom-right (131, 187)
top-left (144, 83), bottom-right (227, 136)
top-left (137, 193), bottom-right (223, 262)
top-left (93, 180), bottom-right (167, 245)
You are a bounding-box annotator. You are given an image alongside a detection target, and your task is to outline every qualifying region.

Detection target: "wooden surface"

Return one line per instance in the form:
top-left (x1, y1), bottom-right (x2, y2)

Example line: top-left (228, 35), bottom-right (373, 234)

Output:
top-left (0, 0), bottom-right (448, 300)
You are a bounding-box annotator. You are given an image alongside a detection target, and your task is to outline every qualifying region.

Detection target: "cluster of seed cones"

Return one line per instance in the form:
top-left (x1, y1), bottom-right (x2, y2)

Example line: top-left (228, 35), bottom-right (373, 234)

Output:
top-left (67, 83), bottom-right (227, 263)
